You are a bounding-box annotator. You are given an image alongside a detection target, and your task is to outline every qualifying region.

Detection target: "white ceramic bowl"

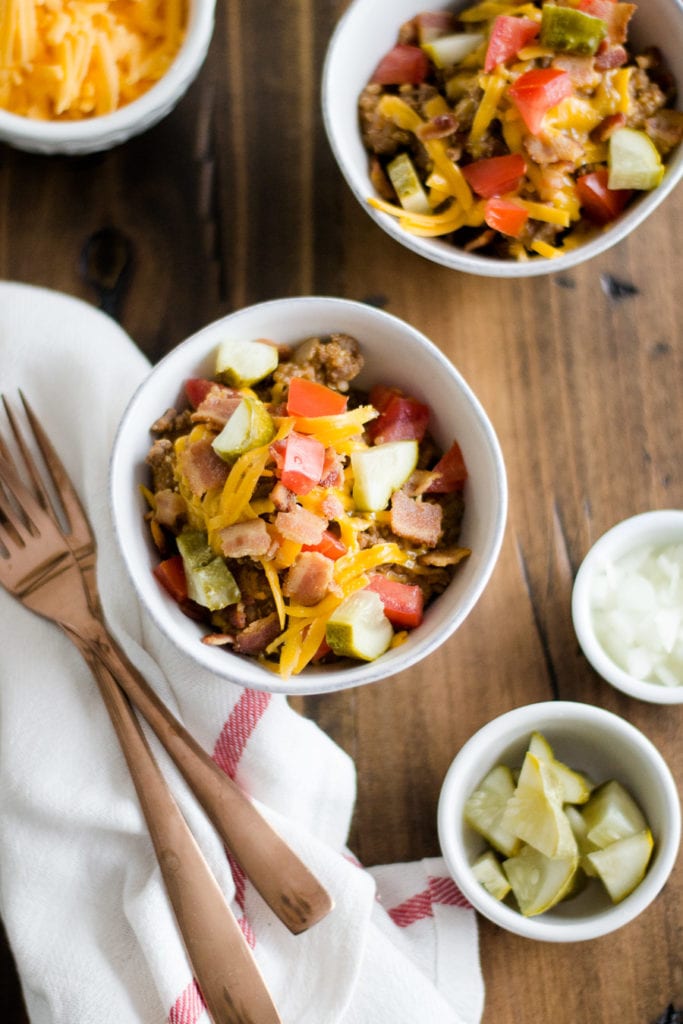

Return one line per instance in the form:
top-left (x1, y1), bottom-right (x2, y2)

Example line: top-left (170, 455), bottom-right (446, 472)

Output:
top-left (322, 0), bottom-right (683, 278)
top-left (437, 701), bottom-right (681, 941)
top-left (110, 296), bottom-right (507, 695)
top-left (572, 510), bottom-right (683, 704)
top-left (0, 0), bottom-right (215, 155)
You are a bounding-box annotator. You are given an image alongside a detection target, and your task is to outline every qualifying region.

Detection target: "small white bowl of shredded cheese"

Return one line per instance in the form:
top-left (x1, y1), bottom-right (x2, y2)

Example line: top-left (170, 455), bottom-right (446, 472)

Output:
top-left (572, 510), bottom-right (683, 704)
top-left (0, 0), bottom-right (215, 155)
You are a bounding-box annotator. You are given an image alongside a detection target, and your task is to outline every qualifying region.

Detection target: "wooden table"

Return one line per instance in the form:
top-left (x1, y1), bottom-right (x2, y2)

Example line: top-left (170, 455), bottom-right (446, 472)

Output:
top-left (1, 2), bottom-right (682, 1021)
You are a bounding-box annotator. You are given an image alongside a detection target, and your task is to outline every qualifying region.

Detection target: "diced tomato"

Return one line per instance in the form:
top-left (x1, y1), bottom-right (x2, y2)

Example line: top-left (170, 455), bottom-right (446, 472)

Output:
top-left (287, 377), bottom-right (348, 417)
top-left (366, 576), bottom-right (424, 629)
top-left (484, 197), bottom-right (529, 237)
top-left (312, 636), bottom-right (332, 661)
top-left (369, 384), bottom-right (401, 412)
top-left (368, 390), bottom-right (430, 444)
top-left (302, 529), bottom-right (347, 560)
top-left (280, 431), bottom-right (325, 495)
top-left (484, 15), bottom-right (540, 73)
top-left (507, 68), bottom-right (573, 135)
top-left (576, 168), bottom-right (632, 225)
top-left (153, 555), bottom-right (188, 603)
top-left (461, 153), bottom-right (527, 198)
top-left (424, 440), bottom-right (468, 494)
top-left (370, 43), bottom-right (430, 85)
top-left (184, 378), bottom-right (214, 408)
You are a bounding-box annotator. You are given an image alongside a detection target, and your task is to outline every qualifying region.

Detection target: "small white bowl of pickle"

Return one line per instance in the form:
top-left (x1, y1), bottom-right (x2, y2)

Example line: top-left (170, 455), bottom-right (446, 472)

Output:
top-left (437, 701), bottom-right (680, 941)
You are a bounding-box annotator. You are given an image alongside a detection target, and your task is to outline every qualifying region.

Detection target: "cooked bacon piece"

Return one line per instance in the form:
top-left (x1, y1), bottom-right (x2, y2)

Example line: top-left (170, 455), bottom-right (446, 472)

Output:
top-left (218, 519), bottom-right (271, 558)
top-left (417, 113), bottom-right (459, 142)
top-left (590, 112), bottom-right (627, 143)
top-left (320, 446), bottom-right (344, 488)
top-left (321, 494), bottom-right (345, 520)
top-left (152, 489), bottom-right (187, 530)
top-left (403, 469), bottom-right (436, 497)
top-left (180, 437), bottom-right (229, 496)
top-left (269, 481), bottom-right (296, 511)
top-left (275, 506), bottom-right (328, 545)
top-left (233, 612), bottom-right (281, 655)
top-left (390, 489), bottom-right (442, 548)
top-left (600, 2), bottom-right (635, 45)
top-left (190, 384), bottom-right (242, 430)
top-left (552, 54), bottom-right (600, 89)
top-left (282, 552), bottom-right (335, 606)
top-left (524, 132), bottom-right (584, 166)
top-left (595, 42), bottom-right (627, 70)
top-left (419, 546), bottom-right (471, 568)
top-left (201, 633), bottom-right (234, 646)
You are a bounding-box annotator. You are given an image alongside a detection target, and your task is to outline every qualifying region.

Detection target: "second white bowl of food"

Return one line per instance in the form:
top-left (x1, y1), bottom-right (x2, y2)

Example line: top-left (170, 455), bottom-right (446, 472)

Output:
top-left (110, 296), bottom-right (507, 695)
top-left (437, 701), bottom-right (681, 941)
top-left (322, 0), bottom-right (683, 277)
top-left (0, 0), bottom-right (216, 155)
top-left (572, 510), bottom-right (683, 703)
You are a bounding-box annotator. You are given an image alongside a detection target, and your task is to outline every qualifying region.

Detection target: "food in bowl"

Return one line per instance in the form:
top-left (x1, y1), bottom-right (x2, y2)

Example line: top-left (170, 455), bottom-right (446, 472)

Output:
top-left (465, 731), bottom-right (654, 916)
top-left (143, 331), bottom-right (472, 679)
top-left (0, 0), bottom-right (187, 120)
top-left (358, 0), bottom-right (683, 260)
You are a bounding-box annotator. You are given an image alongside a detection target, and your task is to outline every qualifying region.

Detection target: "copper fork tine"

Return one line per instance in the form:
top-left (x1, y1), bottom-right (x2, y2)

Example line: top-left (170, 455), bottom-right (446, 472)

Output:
top-left (0, 453), bottom-right (283, 1024)
top-left (0, 395), bottom-right (334, 935)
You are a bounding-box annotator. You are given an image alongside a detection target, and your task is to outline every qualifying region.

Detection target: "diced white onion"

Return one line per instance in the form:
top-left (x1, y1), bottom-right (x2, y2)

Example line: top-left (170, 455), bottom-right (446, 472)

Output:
top-left (591, 541), bottom-right (683, 688)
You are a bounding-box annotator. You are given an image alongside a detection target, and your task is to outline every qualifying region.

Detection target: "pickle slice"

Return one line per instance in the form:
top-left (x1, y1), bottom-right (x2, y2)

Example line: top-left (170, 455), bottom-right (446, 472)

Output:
top-left (503, 844), bottom-right (578, 916)
top-left (501, 752), bottom-right (577, 860)
top-left (528, 732), bottom-right (593, 805)
top-left (581, 779), bottom-right (647, 849)
top-left (386, 153), bottom-right (431, 215)
top-left (586, 829), bottom-right (654, 903)
top-left (325, 590), bottom-right (393, 661)
top-left (472, 850), bottom-right (511, 901)
top-left (464, 764), bottom-right (521, 857)
top-left (608, 128), bottom-right (665, 191)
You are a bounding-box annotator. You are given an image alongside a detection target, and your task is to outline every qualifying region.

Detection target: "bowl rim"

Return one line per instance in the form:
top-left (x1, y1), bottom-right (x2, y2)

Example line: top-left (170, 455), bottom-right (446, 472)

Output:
top-left (109, 295), bottom-right (508, 695)
top-left (0, 0), bottom-right (216, 146)
top-left (321, 0), bottom-right (683, 278)
top-left (437, 699), bottom-right (681, 941)
top-left (572, 509), bottom-right (683, 704)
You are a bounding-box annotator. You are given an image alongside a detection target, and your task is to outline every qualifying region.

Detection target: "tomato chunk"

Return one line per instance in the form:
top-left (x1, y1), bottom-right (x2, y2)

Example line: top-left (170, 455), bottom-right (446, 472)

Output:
top-left (576, 168), bottom-right (632, 225)
top-left (302, 529), bottom-right (347, 560)
top-left (484, 15), bottom-right (540, 72)
top-left (368, 388), bottom-right (430, 444)
top-left (184, 378), bottom-right (215, 408)
top-left (424, 440), bottom-right (468, 494)
top-left (154, 555), bottom-right (188, 603)
top-left (280, 431), bottom-right (325, 495)
top-left (507, 68), bottom-right (573, 135)
top-left (461, 153), bottom-right (527, 198)
top-left (484, 197), bottom-right (529, 238)
top-left (287, 377), bottom-right (348, 417)
top-left (366, 576), bottom-right (424, 629)
top-left (370, 43), bottom-right (430, 85)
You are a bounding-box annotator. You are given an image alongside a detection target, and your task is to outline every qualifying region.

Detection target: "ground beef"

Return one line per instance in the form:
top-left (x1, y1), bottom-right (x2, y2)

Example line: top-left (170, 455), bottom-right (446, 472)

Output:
top-left (627, 69), bottom-right (668, 128)
top-left (273, 333), bottom-right (364, 393)
top-left (359, 84), bottom-right (412, 157)
top-left (150, 407), bottom-right (192, 437)
top-left (146, 438), bottom-right (177, 492)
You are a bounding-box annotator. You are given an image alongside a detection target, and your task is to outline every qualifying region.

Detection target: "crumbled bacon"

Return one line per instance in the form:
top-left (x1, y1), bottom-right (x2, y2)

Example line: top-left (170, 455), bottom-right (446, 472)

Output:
top-left (282, 552), bottom-right (335, 606)
top-left (152, 489), bottom-right (187, 530)
top-left (590, 112), bottom-right (627, 143)
top-left (275, 506), bottom-right (328, 545)
top-left (269, 481), bottom-right (296, 512)
top-left (390, 489), bottom-right (442, 547)
top-left (190, 384), bottom-right (242, 430)
top-left (201, 633), bottom-right (234, 647)
top-left (218, 519), bottom-right (272, 558)
top-left (595, 42), bottom-right (627, 71)
top-left (321, 494), bottom-right (345, 520)
top-left (320, 446), bottom-right (344, 488)
top-left (552, 54), bottom-right (600, 89)
top-left (419, 546), bottom-right (471, 568)
top-left (417, 113), bottom-right (459, 141)
top-left (179, 438), bottom-right (229, 496)
top-left (233, 612), bottom-right (281, 655)
top-left (523, 132), bottom-right (584, 167)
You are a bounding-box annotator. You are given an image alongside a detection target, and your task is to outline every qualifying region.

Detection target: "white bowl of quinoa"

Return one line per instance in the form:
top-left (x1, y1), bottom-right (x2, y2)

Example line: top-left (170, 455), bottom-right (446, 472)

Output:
top-left (110, 297), bottom-right (507, 695)
top-left (322, 0), bottom-right (683, 276)
top-left (0, 0), bottom-right (215, 155)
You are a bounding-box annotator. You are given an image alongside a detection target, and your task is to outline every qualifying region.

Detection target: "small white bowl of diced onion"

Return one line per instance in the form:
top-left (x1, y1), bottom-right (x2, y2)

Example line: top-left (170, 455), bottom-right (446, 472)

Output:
top-left (572, 510), bottom-right (683, 704)
top-left (0, 0), bottom-right (215, 155)
top-left (437, 701), bottom-right (680, 941)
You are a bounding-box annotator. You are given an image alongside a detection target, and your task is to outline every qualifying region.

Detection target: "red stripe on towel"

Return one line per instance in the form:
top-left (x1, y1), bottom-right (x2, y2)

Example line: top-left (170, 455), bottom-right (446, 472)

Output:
top-left (212, 689), bottom-right (271, 779)
top-left (388, 876), bottom-right (471, 926)
top-left (168, 978), bottom-right (205, 1024)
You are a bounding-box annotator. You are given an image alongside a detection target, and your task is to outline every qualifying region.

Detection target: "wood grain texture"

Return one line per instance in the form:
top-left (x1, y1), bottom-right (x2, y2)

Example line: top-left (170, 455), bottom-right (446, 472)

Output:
top-left (1, 1), bottom-right (682, 1022)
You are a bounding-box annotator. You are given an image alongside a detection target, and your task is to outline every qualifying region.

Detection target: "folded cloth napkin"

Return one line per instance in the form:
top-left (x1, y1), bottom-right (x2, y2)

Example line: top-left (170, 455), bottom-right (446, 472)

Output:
top-left (0, 282), bottom-right (484, 1024)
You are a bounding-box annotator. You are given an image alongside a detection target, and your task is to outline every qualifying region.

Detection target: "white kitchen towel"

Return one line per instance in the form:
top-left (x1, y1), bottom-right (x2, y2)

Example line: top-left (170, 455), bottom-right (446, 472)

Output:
top-left (0, 282), bottom-right (484, 1024)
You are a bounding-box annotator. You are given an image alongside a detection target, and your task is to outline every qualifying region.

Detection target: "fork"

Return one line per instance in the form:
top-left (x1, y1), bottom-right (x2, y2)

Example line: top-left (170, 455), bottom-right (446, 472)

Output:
top-left (0, 450), bottom-right (283, 1024)
top-left (0, 394), bottom-right (333, 937)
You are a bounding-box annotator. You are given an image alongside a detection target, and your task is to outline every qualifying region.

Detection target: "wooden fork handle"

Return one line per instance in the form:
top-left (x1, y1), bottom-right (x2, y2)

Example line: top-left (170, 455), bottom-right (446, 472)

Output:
top-left (64, 630), bottom-right (282, 1024)
top-left (80, 621), bottom-right (333, 934)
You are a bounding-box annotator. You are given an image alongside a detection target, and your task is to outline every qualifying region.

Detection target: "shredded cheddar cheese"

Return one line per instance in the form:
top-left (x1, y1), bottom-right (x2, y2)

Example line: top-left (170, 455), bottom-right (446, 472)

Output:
top-left (0, 0), bottom-right (187, 120)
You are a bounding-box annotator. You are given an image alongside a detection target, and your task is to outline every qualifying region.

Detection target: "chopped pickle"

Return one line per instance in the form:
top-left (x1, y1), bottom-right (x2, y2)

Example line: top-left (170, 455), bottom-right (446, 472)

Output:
top-left (608, 128), bottom-right (665, 191)
top-left (528, 732), bottom-right (593, 805)
top-left (501, 751), bottom-right (578, 860)
top-left (215, 338), bottom-right (279, 387)
top-left (581, 779), bottom-right (647, 849)
top-left (586, 829), bottom-right (654, 903)
top-left (539, 5), bottom-right (607, 56)
top-left (212, 396), bottom-right (275, 461)
top-left (351, 440), bottom-right (418, 512)
top-left (421, 32), bottom-right (484, 68)
top-left (503, 844), bottom-right (578, 916)
top-left (464, 764), bottom-right (521, 857)
top-left (387, 153), bottom-right (432, 215)
top-left (472, 849), bottom-right (512, 900)
top-left (177, 530), bottom-right (241, 611)
top-left (565, 804), bottom-right (600, 877)
top-left (325, 589), bottom-right (393, 661)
